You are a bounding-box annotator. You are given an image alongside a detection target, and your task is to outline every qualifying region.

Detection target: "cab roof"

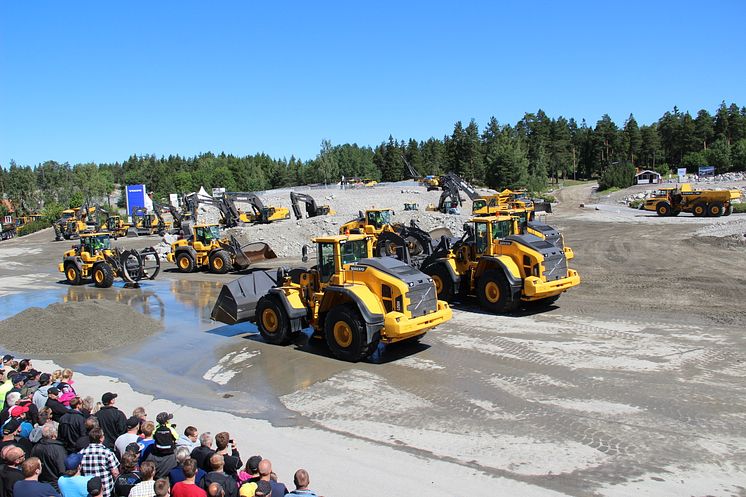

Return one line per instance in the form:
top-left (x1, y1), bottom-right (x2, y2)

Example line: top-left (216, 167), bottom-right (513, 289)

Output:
top-left (80, 232), bottom-right (110, 238)
top-left (469, 215), bottom-right (515, 222)
top-left (313, 233), bottom-right (369, 243)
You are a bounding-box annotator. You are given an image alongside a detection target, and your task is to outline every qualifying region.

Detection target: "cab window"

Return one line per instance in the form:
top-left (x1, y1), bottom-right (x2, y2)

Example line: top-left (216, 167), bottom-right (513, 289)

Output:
top-left (492, 220), bottom-right (511, 239)
top-left (472, 200), bottom-right (485, 212)
top-left (475, 222), bottom-right (489, 254)
top-left (318, 242), bottom-right (336, 283)
top-left (341, 239), bottom-right (367, 265)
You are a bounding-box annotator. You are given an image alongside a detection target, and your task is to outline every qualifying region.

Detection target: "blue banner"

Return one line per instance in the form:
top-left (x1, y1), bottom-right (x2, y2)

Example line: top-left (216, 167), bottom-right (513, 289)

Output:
top-left (126, 184), bottom-right (147, 216)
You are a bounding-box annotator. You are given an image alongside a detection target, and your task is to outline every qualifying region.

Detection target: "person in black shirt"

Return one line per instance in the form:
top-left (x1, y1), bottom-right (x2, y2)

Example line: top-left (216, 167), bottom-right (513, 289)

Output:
top-left (213, 433), bottom-right (241, 480)
top-left (190, 433), bottom-right (215, 473)
top-left (0, 446), bottom-right (25, 497)
top-left (204, 455), bottom-right (237, 497)
top-left (113, 452), bottom-right (142, 497)
top-left (95, 393), bottom-right (126, 450)
top-left (45, 388), bottom-right (69, 422)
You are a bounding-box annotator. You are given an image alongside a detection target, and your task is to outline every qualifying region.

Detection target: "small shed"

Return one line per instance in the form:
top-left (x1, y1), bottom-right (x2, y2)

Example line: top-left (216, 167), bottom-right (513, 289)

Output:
top-left (635, 170), bottom-right (661, 185)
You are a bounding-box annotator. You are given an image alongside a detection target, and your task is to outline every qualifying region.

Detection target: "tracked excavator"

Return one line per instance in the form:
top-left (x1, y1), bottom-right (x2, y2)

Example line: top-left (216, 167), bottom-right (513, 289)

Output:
top-left (290, 192), bottom-right (334, 219)
top-left (59, 232), bottom-right (160, 288)
top-left (222, 192), bottom-right (290, 224)
top-left (211, 233), bottom-right (452, 362)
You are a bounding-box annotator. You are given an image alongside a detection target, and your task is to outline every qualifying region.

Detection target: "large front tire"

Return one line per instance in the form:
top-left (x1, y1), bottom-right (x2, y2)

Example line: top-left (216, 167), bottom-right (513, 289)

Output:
top-left (477, 269), bottom-right (519, 313)
top-left (656, 202), bottom-right (671, 216)
top-left (325, 304), bottom-right (373, 362)
top-left (65, 264), bottom-right (82, 285)
top-left (209, 250), bottom-right (233, 274)
top-left (423, 264), bottom-right (454, 302)
top-left (92, 263), bottom-right (114, 288)
top-left (256, 296), bottom-right (293, 345)
top-left (175, 252), bottom-right (195, 273)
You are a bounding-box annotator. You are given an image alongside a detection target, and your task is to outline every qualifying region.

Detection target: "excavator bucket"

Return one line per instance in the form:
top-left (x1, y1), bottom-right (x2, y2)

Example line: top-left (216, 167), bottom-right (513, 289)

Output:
top-left (211, 270), bottom-right (281, 325)
top-left (221, 236), bottom-right (277, 270)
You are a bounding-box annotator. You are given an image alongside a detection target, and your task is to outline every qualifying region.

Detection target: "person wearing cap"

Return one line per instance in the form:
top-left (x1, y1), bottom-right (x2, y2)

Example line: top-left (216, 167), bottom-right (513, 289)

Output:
top-left (96, 393), bottom-right (127, 451)
top-left (12, 456), bottom-right (62, 497)
top-left (5, 374), bottom-right (26, 405)
top-left (238, 456), bottom-right (261, 486)
top-left (30, 423), bottom-right (68, 490)
top-left (59, 398), bottom-right (88, 453)
top-left (152, 413), bottom-right (177, 457)
top-left (1, 417), bottom-right (33, 457)
top-left (21, 369), bottom-right (42, 398)
top-left (58, 452), bottom-right (93, 497)
top-left (88, 476), bottom-right (104, 497)
top-left (1, 355), bottom-right (14, 368)
top-left (79, 427), bottom-right (119, 497)
top-left (46, 387), bottom-right (71, 422)
top-left (115, 417), bottom-right (142, 459)
top-left (32, 373), bottom-right (53, 411)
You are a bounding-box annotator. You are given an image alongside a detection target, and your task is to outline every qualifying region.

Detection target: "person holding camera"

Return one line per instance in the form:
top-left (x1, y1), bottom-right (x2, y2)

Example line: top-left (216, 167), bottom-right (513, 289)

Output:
top-left (212, 433), bottom-right (241, 481)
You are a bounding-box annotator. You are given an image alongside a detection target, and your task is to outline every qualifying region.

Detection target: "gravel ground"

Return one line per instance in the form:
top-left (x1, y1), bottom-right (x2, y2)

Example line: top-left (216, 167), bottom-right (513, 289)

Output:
top-left (0, 300), bottom-right (163, 355)
top-left (220, 182), bottom-right (488, 257)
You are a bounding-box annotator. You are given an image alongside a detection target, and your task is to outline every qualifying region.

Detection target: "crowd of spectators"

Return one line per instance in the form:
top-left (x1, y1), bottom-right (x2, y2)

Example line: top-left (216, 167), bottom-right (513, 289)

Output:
top-left (0, 356), bottom-right (321, 497)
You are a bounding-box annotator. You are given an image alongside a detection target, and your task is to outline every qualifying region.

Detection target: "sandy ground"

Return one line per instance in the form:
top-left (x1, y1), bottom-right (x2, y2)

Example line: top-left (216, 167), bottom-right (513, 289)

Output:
top-left (1, 182), bottom-right (746, 496)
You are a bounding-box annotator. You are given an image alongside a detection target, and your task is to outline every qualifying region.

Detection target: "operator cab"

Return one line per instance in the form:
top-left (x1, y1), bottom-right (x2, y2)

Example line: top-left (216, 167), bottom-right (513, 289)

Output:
top-left (471, 216), bottom-right (515, 255)
top-left (366, 209), bottom-right (392, 230)
top-left (194, 225), bottom-right (221, 245)
top-left (81, 233), bottom-right (111, 255)
top-left (314, 234), bottom-right (371, 283)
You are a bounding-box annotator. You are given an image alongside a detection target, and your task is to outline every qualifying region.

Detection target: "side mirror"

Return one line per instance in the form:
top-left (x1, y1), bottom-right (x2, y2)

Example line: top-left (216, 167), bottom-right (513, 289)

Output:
top-left (358, 210), bottom-right (363, 219)
top-left (301, 244), bottom-right (309, 263)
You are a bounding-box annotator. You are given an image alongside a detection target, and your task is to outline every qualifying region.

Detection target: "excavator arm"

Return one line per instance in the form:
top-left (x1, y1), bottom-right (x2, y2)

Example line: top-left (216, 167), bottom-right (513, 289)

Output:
top-left (290, 192), bottom-right (330, 219)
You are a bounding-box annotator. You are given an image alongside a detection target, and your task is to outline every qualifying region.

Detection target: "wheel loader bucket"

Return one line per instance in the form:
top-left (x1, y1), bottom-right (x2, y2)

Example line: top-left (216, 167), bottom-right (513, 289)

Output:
top-left (211, 269), bottom-right (281, 325)
top-left (221, 236), bottom-right (277, 270)
top-left (428, 227), bottom-right (453, 241)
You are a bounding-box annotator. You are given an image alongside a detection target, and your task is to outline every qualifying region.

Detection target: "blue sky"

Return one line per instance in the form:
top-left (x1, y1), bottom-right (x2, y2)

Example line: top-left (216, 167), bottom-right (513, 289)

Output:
top-left (1, 1), bottom-right (745, 167)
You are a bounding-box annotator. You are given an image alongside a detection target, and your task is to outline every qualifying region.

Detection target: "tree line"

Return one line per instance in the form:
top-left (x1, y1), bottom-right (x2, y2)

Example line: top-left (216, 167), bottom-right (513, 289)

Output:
top-left (1, 101), bottom-right (745, 214)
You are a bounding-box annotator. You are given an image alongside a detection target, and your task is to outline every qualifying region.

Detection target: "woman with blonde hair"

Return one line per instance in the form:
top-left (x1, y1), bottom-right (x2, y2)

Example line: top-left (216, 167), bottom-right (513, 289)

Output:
top-left (50, 369), bottom-right (63, 385)
top-left (58, 368), bottom-right (78, 406)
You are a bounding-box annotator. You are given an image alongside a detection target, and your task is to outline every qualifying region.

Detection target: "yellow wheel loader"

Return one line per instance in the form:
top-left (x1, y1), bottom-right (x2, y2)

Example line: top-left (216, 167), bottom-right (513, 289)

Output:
top-left (167, 224), bottom-right (276, 274)
top-left (642, 183), bottom-right (741, 217)
top-left (211, 234), bottom-right (452, 362)
top-left (419, 215), bottom-right (579, 312)
top-left (340, 208), bottom-right (395, 235)
top-left (58, 233), bottom-right (160, 288)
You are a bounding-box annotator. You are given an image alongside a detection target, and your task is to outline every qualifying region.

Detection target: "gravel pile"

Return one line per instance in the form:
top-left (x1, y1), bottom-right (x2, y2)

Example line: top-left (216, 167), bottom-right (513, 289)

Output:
top-left (223, 183), bottom-right (484, 257)
top-left (0, 300), bottom-right (163, 355)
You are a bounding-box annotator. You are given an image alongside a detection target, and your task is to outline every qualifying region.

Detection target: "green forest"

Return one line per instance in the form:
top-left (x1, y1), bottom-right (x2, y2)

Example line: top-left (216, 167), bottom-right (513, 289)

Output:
top-left (2, 102), bottom-right (746, 216)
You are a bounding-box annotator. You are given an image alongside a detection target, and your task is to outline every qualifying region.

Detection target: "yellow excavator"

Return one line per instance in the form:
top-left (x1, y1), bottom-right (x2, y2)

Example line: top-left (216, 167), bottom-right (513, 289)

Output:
top-left (290, 192), bottom-right (335, 219)
top-left (211, 233), bottom-right (452, 362)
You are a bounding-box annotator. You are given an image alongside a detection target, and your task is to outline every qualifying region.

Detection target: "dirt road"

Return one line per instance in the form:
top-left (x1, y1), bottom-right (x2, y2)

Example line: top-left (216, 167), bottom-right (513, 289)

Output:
top-left (1, 183), bottom-right (745, 496)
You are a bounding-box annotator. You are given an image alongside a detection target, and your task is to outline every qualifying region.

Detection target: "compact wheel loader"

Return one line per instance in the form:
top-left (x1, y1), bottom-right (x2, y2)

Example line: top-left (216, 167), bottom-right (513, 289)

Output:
top-left (167, 224), bottom-right (276, 274)
top-left (418, 215), bottom-right (579, 312)
top-left (211, 234), bottom-right (453, 362)
top-left (58, 233), bottom-right (160, 288)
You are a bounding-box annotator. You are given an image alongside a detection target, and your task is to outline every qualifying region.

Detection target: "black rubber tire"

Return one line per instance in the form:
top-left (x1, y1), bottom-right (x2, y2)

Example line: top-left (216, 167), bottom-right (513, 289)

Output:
top-left (92, 263), bottom-right (115, 288)
top-left (324, 304), bottom-right (371, 362)
top-left (423, 263), bottom-right (454, 302)
top-left (64, 263), bottom-right (82, 285)
top-left (175, 252), bottom-right (195, 273)
top-left (692, 203), bottom-right (707, 217)
top-left (209, 250), bottom-right (233, 274)
top-left (656, 202), bottom-right (671, 216)
top-left (256, 296), bottom-right (293, 345)
top-left (477, 269), bottom-right (519, 313)
top-left (708, 202), bottom-right (724, 217)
